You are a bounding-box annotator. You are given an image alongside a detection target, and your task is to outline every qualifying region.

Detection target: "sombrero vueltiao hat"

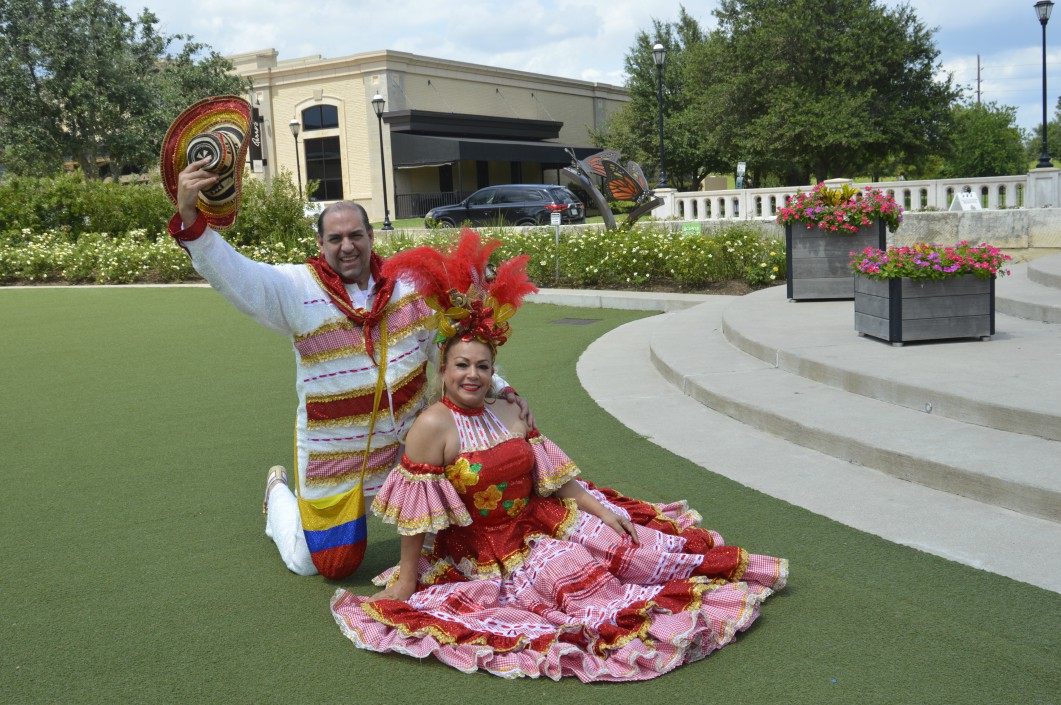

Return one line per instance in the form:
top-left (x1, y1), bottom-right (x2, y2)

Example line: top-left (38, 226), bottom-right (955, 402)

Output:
top-left (160, 96), bottom-right (251, 230)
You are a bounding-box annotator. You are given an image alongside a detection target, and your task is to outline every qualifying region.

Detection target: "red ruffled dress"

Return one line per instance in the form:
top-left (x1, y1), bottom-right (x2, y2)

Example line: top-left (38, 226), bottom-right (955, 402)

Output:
top-left (330, 399), bottom-right (788, 682)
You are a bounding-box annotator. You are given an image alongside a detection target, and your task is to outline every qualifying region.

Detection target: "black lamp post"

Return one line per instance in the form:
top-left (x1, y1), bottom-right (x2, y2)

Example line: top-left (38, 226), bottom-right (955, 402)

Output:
top-left (652, 43), bottom-right (669, 188)
top-left (1036, 1), bottom-right (1055, 168)
top-left (371, 93), bottom-right (394, 230)
top-left (288, 118), bottom-right (303, 199)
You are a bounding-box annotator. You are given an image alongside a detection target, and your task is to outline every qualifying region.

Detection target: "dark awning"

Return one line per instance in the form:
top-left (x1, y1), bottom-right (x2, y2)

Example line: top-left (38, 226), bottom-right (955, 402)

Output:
top-left (391, 133), bottom-right (598, 168)
top-left (384, 110), bottom-right (562, 141)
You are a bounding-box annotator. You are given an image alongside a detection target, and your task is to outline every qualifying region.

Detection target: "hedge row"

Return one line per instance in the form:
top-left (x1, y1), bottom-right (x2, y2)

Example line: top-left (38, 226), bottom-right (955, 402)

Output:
top-left (1, 172), bottom-right (785, 288)
top-left (1, 222), bottom-right (785, 288)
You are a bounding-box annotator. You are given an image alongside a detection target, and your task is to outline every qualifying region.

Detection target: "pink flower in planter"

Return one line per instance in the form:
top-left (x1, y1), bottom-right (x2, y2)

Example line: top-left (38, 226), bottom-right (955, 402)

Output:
top-left (850, 242), bottom-right (1012, 281)
top-left (778, 183), bottom-right (903, 233)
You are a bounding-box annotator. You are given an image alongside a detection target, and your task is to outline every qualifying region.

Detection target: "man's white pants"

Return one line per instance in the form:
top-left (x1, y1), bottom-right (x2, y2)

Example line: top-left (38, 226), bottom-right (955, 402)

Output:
top-left (264, 483), bottom-right (318, 576)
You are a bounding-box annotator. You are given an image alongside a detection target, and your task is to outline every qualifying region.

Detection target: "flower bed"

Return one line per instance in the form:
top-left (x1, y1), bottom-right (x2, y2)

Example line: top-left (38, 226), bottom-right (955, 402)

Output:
top-left (0, 223), bottom-right (786, 290)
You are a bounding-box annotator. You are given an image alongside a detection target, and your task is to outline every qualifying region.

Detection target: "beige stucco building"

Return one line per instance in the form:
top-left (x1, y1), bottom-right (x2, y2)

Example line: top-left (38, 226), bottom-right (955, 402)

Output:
top-left (229, 48), bottom-right (629, 223)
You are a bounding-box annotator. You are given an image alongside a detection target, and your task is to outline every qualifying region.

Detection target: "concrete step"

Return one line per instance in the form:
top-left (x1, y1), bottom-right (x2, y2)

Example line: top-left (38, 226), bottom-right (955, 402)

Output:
top-left (1027, 253), bottom-right (1061, 289)
top-left (997, 257), bottom-right (1061, 324)
top-left (577, 306), bottom-right (1061, 593)
top-left (527, 288), bottom-right (711, 312)
top-left (650, 301), bottom-right (1061, 523)
top-left (719, 285), bottom-right (1061, 442)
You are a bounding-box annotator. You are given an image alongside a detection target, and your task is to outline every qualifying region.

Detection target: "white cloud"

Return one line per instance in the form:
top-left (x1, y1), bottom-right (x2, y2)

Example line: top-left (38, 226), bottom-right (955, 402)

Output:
top-left (113, 0), bottom-right (1056, 130)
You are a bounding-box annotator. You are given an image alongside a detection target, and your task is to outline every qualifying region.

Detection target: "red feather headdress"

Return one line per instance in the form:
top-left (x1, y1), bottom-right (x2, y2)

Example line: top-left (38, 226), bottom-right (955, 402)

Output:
top-left (381, 229), bottom-right (538, 351)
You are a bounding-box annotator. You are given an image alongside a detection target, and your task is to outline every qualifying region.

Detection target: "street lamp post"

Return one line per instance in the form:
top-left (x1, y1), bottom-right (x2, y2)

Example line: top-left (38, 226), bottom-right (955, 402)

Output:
top-left (288, 118), bottom-right (303, 199)
top-left (371, 93), bottom-right (394, 230)
top-left (652, 43), bottom-right (669, 188)
top-left (1036, 1), bottom-right (1055, 168)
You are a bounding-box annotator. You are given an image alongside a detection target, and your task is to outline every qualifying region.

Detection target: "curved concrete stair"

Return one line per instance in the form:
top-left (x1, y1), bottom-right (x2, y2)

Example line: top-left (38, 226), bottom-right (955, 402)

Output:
top-left (720, 286), bottom-right (1061, 442)
top-left (650, 302), bottom-right (1061, 523)
top-left (578, 305), bottom-right (1061, 593)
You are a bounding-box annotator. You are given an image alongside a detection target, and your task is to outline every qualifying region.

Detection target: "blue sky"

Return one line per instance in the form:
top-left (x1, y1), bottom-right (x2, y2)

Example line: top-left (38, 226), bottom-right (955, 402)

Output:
top-left (117, 0), bottom-right (1056, 134)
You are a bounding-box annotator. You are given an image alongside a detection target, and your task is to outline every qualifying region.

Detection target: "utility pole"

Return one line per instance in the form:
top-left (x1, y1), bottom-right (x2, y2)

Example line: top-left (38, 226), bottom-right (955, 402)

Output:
top-left (977, 54), bottom-right (982, 105)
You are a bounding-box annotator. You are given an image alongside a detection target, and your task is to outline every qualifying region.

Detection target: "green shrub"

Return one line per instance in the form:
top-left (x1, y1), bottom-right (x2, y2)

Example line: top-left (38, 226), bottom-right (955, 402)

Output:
top-left (0, 173), bottom-right (172, 239)
top-left (0, 229), bottom-right (194, 284)
top-left (0, 168), bottom-right (315, 246)
top-left (79, 178), bottom-right (172, 237)
top-left (0, 216), bottom-right (787, 289)
top-left (225, 168), bottom-right (316, 248)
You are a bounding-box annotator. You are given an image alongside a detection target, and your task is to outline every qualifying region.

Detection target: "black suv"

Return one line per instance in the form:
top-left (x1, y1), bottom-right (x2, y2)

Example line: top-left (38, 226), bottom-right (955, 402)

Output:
top-left (424, 185), bottom-right (584, 227)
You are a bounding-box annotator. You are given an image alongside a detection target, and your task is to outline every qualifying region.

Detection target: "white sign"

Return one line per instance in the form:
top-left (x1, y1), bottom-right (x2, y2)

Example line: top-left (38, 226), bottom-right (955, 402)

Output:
top-left (550, 211), bottom-right (561, 226)
top-left (949, 191), bottom-right (982, 211)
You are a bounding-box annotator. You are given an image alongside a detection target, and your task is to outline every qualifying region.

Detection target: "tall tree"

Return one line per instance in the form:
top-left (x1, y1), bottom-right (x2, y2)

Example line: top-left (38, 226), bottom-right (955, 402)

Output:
top-left (593, 6), bottom-right (726, 191)
top-left (685, 0), bottom-right (958, 186)
top-left (0, 0), bottom-right (248, 178)
top-left (942, 100), bottom-right (1027, 178)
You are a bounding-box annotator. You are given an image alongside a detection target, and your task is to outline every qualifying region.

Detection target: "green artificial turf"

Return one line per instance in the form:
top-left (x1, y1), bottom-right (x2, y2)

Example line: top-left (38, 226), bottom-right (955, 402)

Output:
top-left (1, 287), bottom-right (1059, 704)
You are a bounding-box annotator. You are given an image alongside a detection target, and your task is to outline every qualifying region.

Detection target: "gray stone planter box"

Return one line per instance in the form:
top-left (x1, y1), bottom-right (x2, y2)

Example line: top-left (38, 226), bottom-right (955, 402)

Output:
top-left (786, 221), bottom-right (886, 300)
top-left (854, 274), bottom-right (996, 345)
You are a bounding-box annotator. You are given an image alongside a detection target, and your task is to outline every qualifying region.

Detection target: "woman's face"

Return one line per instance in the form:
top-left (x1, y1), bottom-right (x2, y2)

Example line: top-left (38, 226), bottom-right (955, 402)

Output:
top-left (442, 339), bottom-right (494, 409)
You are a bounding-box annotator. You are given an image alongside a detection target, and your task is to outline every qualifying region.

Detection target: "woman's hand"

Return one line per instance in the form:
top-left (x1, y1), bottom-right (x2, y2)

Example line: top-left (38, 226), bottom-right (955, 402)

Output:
top-left (364, 533), bottom-right (425, 604)
top-left (364, 577), bottom-right (417, 603)
top-left (598, 510), bottom-right (640, 545)
top-left (554, 480), bottom-right (639, 545)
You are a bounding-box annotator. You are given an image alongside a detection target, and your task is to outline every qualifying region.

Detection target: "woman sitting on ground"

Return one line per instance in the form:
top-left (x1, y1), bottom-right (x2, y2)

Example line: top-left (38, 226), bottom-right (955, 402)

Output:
top-left (330, 232), bottom-right (788, 682)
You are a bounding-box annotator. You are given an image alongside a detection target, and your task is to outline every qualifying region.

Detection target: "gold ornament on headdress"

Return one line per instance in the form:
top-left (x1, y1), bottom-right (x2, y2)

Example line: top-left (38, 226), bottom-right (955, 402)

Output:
top-left (381, 230), bottom-right (537, 352)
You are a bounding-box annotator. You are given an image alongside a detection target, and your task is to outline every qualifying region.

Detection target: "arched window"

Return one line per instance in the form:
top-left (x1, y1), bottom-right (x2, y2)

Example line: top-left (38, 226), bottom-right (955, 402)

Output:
top-left (302, 105), bottom-right (339, 131)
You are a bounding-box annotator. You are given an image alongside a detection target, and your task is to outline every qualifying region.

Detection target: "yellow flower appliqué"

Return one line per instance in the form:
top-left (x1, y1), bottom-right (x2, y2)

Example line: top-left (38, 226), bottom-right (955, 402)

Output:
top-left (503, 496), bottom-right (527, 517)
top-left (473, 485), bottom-right (503, 515)
top-left (445, 458), bottom-right (481, 494)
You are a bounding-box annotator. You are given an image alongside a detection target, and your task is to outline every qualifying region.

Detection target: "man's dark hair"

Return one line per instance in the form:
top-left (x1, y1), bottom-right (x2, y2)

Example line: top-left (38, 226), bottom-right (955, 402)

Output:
top-left (316, 202), bottom-right (373, 238)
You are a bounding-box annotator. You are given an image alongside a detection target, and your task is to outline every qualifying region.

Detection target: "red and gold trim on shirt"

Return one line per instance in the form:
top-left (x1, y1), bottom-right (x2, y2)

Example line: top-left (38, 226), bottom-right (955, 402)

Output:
top-left (294, 293), bottom-right (431, 367)
top-left (305, 443), bottom-right (401, 489)
top-left (306, 365), bottom-right (427, 429)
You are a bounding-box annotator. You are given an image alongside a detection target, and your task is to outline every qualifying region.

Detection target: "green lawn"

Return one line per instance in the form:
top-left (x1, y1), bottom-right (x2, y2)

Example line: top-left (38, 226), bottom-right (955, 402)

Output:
top-left (1, 287), bottom-right (1058, 704)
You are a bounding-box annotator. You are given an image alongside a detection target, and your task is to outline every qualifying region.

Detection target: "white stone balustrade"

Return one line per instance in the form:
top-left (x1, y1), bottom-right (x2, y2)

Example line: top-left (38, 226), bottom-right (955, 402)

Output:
top-left (654, 169), bottom-right (1060, 222)
top-left (648, 169), bottom-right (1061, 259)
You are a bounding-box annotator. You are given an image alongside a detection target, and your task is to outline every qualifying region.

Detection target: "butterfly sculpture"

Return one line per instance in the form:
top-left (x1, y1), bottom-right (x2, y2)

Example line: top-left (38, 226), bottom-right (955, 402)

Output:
top-left (562, 149), bottom-right (663, 231)
top-left (574, 149), bottom-right (621, 178)
top-left (562, 149), bottom-right (618, 229)
top-left (602, 160), bottom-right (651, 204)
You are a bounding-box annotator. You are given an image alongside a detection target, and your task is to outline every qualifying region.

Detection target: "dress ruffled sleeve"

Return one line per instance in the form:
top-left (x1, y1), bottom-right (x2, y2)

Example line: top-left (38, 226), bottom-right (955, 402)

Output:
top-left (371, 456), bottom-right (473, 535)
top-left (527, 429), bottom-right (581, 496)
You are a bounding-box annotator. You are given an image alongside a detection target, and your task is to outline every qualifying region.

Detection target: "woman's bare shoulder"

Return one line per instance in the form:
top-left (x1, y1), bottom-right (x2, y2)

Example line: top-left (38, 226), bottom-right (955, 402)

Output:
top-left (403, 403), bottom-right (454, 466)
top-left (408, 403), bottom-right (455, 439)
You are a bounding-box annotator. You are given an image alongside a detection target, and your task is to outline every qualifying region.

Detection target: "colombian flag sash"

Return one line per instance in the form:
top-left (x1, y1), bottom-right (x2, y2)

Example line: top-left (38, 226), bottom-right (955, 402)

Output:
top-left (298, 485), bottom-right (368, 579)
top-left (296, 317), bottom-right (390, 579)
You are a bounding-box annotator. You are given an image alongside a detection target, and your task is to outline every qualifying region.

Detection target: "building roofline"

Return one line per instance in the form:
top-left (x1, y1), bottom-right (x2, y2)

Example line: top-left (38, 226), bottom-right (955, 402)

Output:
top-left (228, 47), bottom-right (628, 95)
